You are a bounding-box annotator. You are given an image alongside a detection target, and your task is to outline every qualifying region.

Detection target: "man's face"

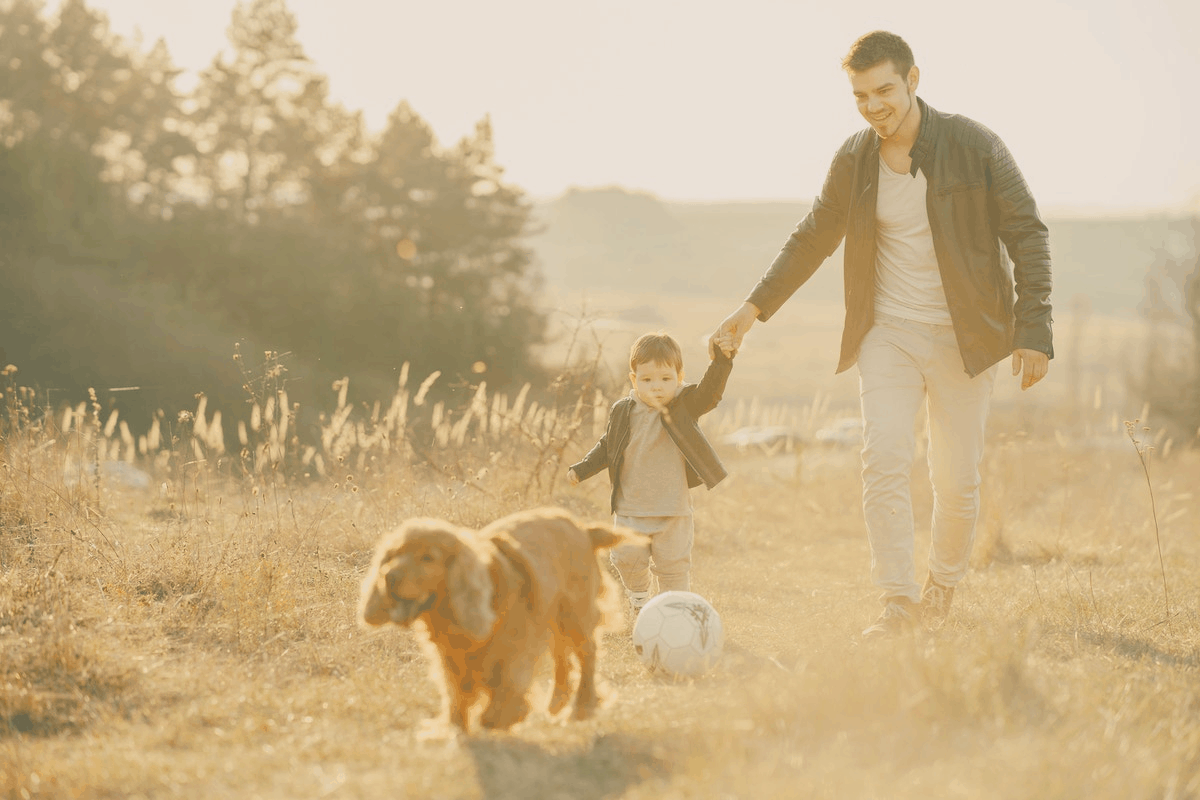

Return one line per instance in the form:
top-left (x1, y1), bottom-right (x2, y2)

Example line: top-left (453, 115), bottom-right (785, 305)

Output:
top-left (850, 61), bottom-right (918, 140)
top-left (630, 360), bottom-right (681, 410)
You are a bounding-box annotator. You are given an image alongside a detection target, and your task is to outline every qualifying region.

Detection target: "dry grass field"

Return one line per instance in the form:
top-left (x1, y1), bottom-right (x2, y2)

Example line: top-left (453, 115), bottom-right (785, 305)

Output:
top-left (2, 313), bottom-right (1198, 799)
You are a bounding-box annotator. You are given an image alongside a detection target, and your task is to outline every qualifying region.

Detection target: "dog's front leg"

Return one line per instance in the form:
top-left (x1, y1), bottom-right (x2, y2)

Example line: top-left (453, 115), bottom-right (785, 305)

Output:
top-left (570, 633), bottom-right (600, 721)
top-left (436, 652), bottom-right (476, 732)
top-left (444, 684), bottom-right (472, 731)
top-left (480, 658), bottom-right (535, 730)
top-left (547, 632), bottom-right (573, 716)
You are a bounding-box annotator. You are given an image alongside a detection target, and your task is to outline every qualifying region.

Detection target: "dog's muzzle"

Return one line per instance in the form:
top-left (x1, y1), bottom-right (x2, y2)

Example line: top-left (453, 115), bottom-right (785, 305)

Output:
top-left (386, 591), bottom-right (435, 625)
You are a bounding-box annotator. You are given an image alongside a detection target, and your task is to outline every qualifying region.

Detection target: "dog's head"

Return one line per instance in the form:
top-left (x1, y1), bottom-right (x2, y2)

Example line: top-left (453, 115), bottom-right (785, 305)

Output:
top-left (358, 519), bottom-right (495, 639)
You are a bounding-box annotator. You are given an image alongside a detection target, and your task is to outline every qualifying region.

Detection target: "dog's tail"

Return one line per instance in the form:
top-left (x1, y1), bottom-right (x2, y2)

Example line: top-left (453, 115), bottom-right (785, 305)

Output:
top-left (586, 522), bottom-right (649, 552)
top-left (585, 521), bottom-right (648, 632)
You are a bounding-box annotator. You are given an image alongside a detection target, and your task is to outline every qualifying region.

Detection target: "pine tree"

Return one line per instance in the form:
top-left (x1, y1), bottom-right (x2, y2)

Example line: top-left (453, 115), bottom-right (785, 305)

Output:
top-left (189, 0), bottom-right (345, 222)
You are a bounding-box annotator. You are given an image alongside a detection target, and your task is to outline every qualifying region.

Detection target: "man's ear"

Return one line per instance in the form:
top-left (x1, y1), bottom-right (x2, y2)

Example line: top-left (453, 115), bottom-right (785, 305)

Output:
top-left (907, 65), bottom-right (920, 92)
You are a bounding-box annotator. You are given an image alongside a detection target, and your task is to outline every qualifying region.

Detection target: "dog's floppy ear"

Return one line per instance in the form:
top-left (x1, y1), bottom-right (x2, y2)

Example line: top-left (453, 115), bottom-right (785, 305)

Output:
top-left (446, 532), bottom-right (495, 641)
top-left (359, 533), bottom-right (402, 627)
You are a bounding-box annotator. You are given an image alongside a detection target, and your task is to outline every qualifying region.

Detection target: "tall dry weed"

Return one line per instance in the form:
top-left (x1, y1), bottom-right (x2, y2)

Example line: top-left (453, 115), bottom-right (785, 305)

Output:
top-left (1125, 419), bottom-right (1172, 624)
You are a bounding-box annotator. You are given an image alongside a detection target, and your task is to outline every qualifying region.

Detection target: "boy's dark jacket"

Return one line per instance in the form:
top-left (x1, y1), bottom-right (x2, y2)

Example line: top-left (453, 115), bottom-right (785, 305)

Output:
top-left (570, 349), bottom-right (733, 514)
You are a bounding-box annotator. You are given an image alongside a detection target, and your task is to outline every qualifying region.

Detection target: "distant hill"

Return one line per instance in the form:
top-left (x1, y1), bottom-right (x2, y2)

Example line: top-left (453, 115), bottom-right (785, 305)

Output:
top-left (529, 188), bottom-right (1197, 319)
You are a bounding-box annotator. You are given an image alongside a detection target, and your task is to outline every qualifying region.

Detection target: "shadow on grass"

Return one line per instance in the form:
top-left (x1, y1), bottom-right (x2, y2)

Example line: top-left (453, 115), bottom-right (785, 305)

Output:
top-left (465, 732), bottom-right (667, 800)
top-left (716, 636), bottom-right (800, 675)
top-left (1056, 625), bottom-right (1200, 669)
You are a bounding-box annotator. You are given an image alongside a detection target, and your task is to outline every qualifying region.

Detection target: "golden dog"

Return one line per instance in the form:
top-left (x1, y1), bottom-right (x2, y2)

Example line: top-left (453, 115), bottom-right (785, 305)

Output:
top-left (359, 507), bottom-right (644, 732)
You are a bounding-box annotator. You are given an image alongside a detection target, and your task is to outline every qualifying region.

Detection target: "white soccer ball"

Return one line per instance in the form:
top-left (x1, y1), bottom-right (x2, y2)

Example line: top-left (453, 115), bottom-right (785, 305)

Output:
top-left (631, 590), bottom-right (724, 678)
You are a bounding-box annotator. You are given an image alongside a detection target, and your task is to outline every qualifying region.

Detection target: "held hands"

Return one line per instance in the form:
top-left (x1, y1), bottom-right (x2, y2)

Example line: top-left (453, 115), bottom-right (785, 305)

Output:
top-left (1011, 348), bottom-right (1049, 391)
top-left (566, 468), bottom-right (580, 487)
top-left (708, 302), bottom-right (760, 358)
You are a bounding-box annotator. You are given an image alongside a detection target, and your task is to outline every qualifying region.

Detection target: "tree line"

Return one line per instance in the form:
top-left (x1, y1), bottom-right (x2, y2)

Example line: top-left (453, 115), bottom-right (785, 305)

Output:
top-left (0, 0), bottom-right (545, 430)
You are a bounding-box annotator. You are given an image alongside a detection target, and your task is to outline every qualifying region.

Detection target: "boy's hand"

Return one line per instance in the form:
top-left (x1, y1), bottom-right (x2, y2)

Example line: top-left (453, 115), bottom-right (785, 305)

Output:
top-left (709, 302), bottom-right (758, 358)
top-left (567, 469), bottom-right (580, 486)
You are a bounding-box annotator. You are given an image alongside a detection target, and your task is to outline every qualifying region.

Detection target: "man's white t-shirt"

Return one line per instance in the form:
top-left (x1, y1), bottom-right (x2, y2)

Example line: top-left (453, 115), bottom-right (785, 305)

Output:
top-left (873, 158), bottom-right (953, 325)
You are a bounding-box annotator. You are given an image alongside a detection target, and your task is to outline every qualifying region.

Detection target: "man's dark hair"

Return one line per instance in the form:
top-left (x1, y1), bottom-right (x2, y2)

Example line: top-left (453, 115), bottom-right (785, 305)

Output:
top-left (842, 31), bottom-right (915, 78)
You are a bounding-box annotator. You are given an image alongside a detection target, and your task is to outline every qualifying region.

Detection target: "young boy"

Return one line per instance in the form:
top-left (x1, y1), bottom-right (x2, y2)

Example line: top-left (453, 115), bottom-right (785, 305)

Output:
top-left (568, 332), bottom-right (734, 614)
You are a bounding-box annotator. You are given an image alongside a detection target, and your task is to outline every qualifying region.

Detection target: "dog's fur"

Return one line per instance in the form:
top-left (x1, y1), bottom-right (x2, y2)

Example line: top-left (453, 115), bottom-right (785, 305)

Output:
top-left (359, 507), bottom-right (644, 732)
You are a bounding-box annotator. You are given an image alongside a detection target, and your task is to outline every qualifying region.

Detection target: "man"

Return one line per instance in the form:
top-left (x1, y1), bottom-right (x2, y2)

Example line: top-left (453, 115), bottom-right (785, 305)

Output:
top-left (710, 31), bottom-right (1052, 639)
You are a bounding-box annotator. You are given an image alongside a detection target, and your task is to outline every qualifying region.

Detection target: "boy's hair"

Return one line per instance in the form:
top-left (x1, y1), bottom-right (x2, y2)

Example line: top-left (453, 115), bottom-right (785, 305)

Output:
top-left (841, 30), bottom-right (914, 78)
top-left (629, 332), bottom-right (684, 374)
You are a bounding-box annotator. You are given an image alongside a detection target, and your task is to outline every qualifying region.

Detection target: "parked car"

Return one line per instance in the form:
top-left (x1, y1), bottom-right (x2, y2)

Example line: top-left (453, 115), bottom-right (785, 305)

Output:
top-left (813, 417), bottom-right (863, 448)
top-left (719, 425), bottom-right (800, 452)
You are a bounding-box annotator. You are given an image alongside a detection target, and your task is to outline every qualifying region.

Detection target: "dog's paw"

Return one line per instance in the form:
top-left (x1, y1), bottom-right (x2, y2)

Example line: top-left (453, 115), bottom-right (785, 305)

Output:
top-left (547, 689), bottom-right (571, 716)
top-left (414, 717), bottom-right (464, 743)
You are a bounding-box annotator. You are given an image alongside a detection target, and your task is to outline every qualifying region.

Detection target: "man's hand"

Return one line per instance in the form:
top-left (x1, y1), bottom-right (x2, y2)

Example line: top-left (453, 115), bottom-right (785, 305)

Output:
top-left (566, 468), bottom-right (580, 486)
top-left (1011, 348), bottom-right (1049, 391)
top-left (708, 302), bottom-right (760, 358)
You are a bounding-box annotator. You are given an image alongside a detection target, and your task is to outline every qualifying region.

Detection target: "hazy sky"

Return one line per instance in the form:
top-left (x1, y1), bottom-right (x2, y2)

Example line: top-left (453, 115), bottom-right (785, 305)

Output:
top-left (81, 0), bottom-right (1198, 214)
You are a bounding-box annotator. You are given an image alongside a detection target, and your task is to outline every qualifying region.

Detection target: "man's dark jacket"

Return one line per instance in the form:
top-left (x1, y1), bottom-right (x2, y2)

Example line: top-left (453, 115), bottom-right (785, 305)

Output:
top-left (570, 350), bottom-right (732, 515)
top-left (746, 97), bottom-right (1053, 378)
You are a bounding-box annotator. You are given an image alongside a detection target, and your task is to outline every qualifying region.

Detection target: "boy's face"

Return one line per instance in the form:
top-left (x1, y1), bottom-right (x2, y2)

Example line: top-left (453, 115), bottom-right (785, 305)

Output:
top-left (630, 359), bottom-right (682, 410)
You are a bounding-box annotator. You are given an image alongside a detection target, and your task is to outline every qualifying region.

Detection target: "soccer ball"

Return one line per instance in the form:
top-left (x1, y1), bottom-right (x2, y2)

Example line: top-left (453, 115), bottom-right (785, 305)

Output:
top-left (631, 591), bottom-right (724, 678)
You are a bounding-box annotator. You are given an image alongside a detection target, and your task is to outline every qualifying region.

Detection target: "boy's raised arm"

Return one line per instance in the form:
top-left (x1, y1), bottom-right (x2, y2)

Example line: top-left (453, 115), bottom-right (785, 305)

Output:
top-left (685, 347), bottom-right (734, 417)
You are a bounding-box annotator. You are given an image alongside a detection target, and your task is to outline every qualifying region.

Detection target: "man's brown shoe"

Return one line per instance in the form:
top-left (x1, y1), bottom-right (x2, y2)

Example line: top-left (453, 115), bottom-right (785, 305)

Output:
top-left (861, 598), bottom-right (921, 640)
top-left (920, 575), bottom-right (955, 630)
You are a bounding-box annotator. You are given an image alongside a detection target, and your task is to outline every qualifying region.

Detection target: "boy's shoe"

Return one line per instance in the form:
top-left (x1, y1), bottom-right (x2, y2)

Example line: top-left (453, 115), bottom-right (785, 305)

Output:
top-left (861, 598), bottom-right (920, 641)
top-left (627, 590), bottom-right (650, 617)
top-left (920, 575), bottom-right (955, 630)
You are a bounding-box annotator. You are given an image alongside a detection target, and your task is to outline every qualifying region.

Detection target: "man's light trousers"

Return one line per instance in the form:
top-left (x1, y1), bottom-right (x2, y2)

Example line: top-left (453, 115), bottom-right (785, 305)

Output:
top-left (857, 313), bottom-right (999, 604)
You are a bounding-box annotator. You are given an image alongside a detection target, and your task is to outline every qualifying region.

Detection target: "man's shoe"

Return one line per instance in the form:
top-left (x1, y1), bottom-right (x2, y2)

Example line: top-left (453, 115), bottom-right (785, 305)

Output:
top-left (920, 575), bottom-right (955, 630)
top-left (861, 598), bottom-right (920, 640)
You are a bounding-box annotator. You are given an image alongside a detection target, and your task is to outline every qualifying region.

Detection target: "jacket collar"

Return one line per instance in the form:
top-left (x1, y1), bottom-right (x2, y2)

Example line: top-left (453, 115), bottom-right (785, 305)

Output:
top-left (864, 96), bottom-right (937, 177)
top-left (906, 96), bottom-right (938, 177)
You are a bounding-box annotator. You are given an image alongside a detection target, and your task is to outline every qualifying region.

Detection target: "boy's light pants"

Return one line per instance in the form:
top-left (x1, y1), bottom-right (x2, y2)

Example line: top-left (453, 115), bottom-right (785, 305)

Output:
top-left (857, 314), bottom-right (999, 604)
top-left (611, 514), bottom-right (694, 594)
